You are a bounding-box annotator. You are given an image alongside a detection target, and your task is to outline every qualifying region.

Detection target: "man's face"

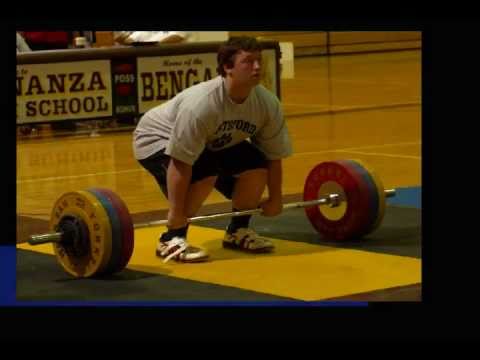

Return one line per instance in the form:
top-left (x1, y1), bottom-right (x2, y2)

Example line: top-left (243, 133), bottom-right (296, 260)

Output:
top-left (227, 50), bottom-right (262, 87)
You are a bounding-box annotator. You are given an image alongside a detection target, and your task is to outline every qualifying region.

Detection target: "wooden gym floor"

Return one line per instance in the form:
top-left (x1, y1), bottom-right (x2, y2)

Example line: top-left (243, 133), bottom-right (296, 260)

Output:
top-left (16, 49), bottom-right (422, 302)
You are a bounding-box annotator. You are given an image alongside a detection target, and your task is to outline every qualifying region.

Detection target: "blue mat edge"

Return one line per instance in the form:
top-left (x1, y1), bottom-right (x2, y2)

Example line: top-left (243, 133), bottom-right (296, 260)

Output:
top-left (387, 186), bottom-right (421, 209)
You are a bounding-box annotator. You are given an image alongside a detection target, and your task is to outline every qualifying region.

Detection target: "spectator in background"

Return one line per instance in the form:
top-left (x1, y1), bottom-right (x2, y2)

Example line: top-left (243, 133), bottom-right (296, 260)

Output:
top-left (20, 31), bottom-right (76, 50)
top-left (113, 31), bottom-right (191, 45)
top-left (16, 32), bottom-right (31, 53)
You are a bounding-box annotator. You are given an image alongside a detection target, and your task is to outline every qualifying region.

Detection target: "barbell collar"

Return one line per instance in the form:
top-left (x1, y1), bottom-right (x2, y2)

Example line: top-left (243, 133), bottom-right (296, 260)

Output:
top-left (385, 189), bottom-right (396, 198)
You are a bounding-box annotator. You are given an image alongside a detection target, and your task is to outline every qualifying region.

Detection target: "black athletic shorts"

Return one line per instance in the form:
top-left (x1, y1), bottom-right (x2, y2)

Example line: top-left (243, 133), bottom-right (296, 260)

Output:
top-left (138, 140), bottom-right (268, 199)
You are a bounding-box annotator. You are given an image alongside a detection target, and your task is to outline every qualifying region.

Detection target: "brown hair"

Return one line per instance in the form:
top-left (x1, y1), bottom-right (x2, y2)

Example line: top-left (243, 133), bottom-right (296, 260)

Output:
top-left (216, 36), bottom-right (262, 77)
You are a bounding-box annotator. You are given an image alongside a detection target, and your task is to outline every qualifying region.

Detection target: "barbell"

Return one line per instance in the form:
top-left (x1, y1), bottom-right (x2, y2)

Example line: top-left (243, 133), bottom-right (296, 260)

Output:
top-left (26, 159), bottom-right (396, 278)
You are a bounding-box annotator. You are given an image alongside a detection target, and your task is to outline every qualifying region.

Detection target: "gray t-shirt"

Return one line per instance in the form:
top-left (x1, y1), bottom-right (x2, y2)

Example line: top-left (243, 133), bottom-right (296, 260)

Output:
top-left (132, 75), bottom-right (293, 165)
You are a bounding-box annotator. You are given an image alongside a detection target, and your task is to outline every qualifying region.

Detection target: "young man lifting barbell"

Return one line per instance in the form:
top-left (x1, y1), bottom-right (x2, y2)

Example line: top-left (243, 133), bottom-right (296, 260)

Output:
top-left (132, 36), bottom-right (293, 263)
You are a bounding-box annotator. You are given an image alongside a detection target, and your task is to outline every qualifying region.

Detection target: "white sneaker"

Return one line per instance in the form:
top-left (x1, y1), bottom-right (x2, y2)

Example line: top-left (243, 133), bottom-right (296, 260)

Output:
top-left (156, 237), bottom-right (209, 263)
top-left (223, 228), bottom-right (274, 253)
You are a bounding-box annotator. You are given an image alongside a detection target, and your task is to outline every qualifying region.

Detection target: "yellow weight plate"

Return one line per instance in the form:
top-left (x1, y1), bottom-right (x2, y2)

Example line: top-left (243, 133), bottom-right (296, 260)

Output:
top-left (49, 190), bottom-right (112, 278)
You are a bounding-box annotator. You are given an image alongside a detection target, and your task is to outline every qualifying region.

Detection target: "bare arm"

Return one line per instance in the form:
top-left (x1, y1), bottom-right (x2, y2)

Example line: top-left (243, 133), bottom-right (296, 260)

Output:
top-left (267, 159), bottom-right (282, 201)
top-left (261, 159), bottom-right (283, 216)
top-left (166, 157), bottom-right (192, 228)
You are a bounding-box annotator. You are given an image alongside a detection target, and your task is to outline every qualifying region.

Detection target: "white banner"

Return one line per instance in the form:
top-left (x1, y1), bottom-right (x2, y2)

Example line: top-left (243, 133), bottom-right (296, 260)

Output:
top-left (16, 48), bottom-right (278, 123)
top-left (16, 60), bottom-right (112, 124)
top-left (137, 53), bottom-right (217, 114)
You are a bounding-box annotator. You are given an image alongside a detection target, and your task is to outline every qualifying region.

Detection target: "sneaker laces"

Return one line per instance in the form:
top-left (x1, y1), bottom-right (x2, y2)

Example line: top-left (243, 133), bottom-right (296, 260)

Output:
top-left (242, 229), bottom-right (258, 241)
top-left (239, 229), bottom-right (273, 248)
top-left (160, 236), bottom-right (188, 263)
top-left (230, 228), bottom-right (259, 245)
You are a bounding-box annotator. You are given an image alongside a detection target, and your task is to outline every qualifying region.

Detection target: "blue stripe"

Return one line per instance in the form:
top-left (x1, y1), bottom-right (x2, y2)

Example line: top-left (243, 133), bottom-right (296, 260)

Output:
top-left (13, 300), bottom-right (368, 307)
top-left (387, 186), bottom-right (421, 209)
top-left (0, 246), bottom-right (16, 306)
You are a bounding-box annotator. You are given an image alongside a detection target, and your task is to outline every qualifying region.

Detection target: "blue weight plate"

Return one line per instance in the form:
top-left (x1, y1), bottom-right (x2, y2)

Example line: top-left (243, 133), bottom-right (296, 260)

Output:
top-left (342, 160), bottom-right (379, 237)
top-left (87, 188), bottom-right (123, 276)
top-left (94, 188), bottom-right (134, 273)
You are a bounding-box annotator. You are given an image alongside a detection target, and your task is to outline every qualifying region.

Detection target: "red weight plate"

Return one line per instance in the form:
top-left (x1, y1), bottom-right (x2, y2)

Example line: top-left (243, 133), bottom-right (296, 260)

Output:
top-left (303, 161), bottom-right (374, 241)
top-left (93, 188), bottom-right (134, 273)
top-left (87, 188), bottom-right (124, 276)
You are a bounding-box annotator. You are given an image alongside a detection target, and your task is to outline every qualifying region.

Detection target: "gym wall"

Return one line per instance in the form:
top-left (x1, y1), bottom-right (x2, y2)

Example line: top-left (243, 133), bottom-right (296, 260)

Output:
top-left (229, 31), bottom-right (421, 56)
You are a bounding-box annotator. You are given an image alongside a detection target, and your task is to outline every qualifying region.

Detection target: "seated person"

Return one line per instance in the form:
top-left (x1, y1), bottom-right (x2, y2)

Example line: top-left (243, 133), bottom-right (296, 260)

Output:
top-left (16, 32), bottom-right (31, 53)
top-left (21, 31), bottom-right (74, 51)
top-left (114, 31), bottom-right (190, 45)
